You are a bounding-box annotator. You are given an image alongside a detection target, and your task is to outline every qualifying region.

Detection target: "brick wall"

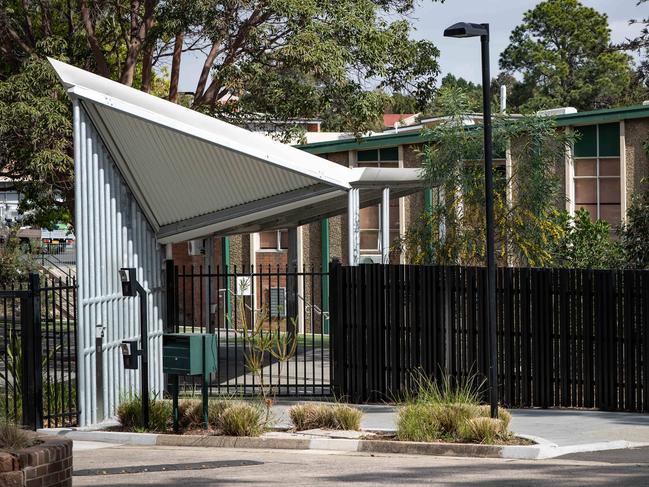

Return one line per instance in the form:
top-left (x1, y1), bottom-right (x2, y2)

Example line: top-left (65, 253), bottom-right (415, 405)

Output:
top-left (0, 436), bottom-right (73, 487)
top-left (325, 152), bottom-right (350, 264)
top-left (402, 144), bottom-right (425, 230)
top-left (625, 118), bottom-right (649, 209)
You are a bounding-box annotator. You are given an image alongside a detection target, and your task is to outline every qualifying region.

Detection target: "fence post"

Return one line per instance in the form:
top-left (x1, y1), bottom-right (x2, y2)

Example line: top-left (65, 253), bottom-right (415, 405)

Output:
top-left (21, 273), bottom-right (43, 430)
top-left (165, 259), bottom-right (175, 333)
top-left (329, 258), bottom-right (343, 398)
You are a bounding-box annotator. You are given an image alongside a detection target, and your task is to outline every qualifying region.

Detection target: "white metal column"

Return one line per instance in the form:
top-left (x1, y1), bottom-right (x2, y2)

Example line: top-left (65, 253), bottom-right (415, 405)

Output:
top-left (381, 187), bottom-right (390, 263)
top-left (74, 101), bottom-right (165, 426)
top-left (347, 188), bottom-right (360, 265)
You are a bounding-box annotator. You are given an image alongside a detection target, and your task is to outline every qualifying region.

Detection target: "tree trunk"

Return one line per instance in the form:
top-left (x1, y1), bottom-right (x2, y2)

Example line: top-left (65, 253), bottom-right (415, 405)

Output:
top-left (140, 42), bottom-right (154, 93)
top-left (168, 32), bottom-right (184, 103)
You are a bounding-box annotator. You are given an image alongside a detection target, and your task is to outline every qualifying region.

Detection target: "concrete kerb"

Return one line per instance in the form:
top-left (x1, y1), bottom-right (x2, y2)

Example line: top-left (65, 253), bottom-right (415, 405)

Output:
top-left (38, 428), bottom-right (649, 460)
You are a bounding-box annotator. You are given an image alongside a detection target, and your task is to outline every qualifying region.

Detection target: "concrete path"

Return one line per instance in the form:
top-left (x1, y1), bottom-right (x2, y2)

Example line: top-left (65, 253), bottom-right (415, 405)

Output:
top-left (71, 443), bottom-right (649, 486)
top-left (271, 401), bottom-right (649, 447)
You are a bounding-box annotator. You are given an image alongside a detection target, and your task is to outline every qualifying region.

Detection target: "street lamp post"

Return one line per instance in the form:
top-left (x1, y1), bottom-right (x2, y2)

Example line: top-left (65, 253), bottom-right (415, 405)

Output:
top-left (444, 22), bottom-right (498, 419)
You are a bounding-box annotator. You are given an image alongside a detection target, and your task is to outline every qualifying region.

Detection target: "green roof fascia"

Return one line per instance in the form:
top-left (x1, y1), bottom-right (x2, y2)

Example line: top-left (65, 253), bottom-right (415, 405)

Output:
top-left (555, 104), bottom-right (649, 127)
top-left (296, 131), bottom-right (432, 154)
top-left (297, 104), bottom-right (649, 155)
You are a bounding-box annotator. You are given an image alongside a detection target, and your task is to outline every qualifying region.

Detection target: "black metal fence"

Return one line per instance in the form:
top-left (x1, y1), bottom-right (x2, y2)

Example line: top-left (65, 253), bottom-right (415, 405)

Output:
top-left (0, 274), bottom-right (78, 429)
top-left (168, 261), bottom-right (330, 396)
top-left (330, 262), bottom-right (649, 412)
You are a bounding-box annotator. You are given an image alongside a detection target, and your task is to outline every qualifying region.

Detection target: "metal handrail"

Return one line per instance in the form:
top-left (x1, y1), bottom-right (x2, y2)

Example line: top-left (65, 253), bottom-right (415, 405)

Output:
top-left (218, 286), bottom-right (329, 320)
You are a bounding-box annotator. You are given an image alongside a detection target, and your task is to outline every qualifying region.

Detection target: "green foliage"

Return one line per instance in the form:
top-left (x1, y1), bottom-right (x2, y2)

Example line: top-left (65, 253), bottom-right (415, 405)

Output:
top-left (179, 398), bottom-right (230, 430)
top-left (459, 416), bottom-right (506, 444)
top-left (401, 86), bottom-right (568, 267)
top-left (218, 402), bottom-right (266, 437)
top-left (432, 74), bottom-right (483, 114)
top-left (230, 278), bottom-right (297, 422)
top-left (396, 404), bottom-right (440, 442)
top-left (551, 209), bottom-right (623, 269)
top-left (396, 371), bottom-right (511, 444)
top-left (0, 56), bottom-right (74, 228)
top-left (1, 0), bottom-right (445, 227)
top-left (288, 403), bottom-right (362, 431)
top-left (0, 229), bottom-right (38, 286)
top-left (499, 0), bottom-right (641, 111)
top-left (617, 0), bottom-right (649, 89)
top-left (619, 182), bottom-right (649, 269)
top-left (116, 394), bottom-right (171, 433)
top-left (404, 370), bottom-right (484, 407)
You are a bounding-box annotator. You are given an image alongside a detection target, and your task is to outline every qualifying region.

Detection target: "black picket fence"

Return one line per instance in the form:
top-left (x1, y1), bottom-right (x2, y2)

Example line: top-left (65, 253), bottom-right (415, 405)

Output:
top-left (0, 274), bottom-right (78, 429)
top-left (168, 262), bottom-right (331, 396)
top-left (330, 262), bottom-right (649, 412)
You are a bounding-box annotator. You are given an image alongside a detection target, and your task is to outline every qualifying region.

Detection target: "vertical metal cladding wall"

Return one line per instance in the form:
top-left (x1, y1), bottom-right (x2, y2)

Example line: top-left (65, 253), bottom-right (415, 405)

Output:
top-left (74, 100), bottom-right (165, 426)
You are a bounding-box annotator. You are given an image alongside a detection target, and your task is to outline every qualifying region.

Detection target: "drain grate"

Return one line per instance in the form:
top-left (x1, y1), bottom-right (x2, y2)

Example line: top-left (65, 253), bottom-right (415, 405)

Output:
top-left (74, 459), bottom-right (263, 476)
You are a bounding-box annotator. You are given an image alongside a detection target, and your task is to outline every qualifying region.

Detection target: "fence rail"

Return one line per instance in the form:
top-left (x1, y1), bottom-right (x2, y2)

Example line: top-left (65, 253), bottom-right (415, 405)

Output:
top-left (0, 274), bottom-right (78, 429)
top-left (330, 262), bottom-right (649, 412)
top-left (168, 262), bottom-right (331, 397)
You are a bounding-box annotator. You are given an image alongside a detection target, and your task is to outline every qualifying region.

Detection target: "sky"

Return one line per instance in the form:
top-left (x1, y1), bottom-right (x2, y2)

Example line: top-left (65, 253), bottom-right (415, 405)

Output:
top-left (412, 0), bottom-right (644, 84)
top-left (177, 0), bottom-right (646, 91)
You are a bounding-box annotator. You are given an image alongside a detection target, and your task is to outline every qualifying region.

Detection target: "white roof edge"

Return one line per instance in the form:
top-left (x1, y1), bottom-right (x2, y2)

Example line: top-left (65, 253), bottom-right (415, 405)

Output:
top-left (48, 57), bottom-right (352, 189)
top-left (350, 167), bottom-right (423, 187)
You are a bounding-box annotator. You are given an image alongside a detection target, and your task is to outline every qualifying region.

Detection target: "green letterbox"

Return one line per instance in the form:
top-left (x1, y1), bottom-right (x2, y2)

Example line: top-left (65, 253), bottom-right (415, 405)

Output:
top-left (162, 333), bottom-right (217, 431)
top-left (162, 333), bottom-right (217, 376)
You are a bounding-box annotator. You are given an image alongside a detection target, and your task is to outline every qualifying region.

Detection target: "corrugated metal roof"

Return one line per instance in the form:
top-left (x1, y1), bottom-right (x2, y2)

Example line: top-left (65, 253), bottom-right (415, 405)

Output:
top-left (49, 58), bottom-right (423, 243)
top-left (91, 104), bottom-right (318, 227)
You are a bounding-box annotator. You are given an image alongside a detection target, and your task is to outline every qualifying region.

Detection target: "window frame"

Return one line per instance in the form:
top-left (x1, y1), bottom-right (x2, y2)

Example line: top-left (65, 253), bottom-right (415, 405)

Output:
top-left (572, 123), bottom-right (621, 223)
top-left (356, 147), bottom-right (402, 255)
top-left (258, 229), bottom-right (289, 252)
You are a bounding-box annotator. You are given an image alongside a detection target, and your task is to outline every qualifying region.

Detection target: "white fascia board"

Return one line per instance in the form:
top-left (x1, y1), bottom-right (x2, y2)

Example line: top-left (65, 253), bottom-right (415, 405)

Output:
top-left (349, 167), bottom-right (424, 188)
top-left (49, 58), bottom-right (352, 189)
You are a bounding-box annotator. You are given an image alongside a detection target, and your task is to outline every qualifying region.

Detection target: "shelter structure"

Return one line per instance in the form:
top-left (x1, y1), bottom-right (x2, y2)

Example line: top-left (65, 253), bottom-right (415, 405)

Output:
top-left (49, 59), bottom-right (424, 426)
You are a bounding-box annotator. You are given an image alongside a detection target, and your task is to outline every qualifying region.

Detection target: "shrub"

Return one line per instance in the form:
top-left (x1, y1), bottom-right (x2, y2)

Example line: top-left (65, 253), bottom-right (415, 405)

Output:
top-left (431, 403), bottom-right (479, 437)
top-left (288, 403), bottom-right (362, 431)
top-left (332, 404), bottom-right (362, 431)
top-left (117, 395), bottom-right (171, 432)
top-left (460, 417), bottom-right (506, 444)
top-left (477, 405), bottom-right (512, 430)
top-left (0, 423), bottom-right (38, 451)
top-left (217, 402), bottom-right (265, 437)
top-left (396, 404), bottom-right (440, 442)
top-left (181, 399), bottom-right (231, 430)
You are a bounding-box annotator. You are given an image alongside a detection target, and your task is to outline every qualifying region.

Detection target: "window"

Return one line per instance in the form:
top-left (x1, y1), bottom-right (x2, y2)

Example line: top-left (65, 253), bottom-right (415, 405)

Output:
top-left (573, 123), bottom-right (621, 225)
top-left (357, 147), bottom-right (401, 253)
top-left (357, 147), bottom-right (399, 168)
top-left (259, 230), bottom-right (288, 250)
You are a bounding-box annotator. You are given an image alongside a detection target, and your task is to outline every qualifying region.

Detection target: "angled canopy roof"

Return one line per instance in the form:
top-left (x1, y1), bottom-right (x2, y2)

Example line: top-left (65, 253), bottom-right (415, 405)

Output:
top-left (50, 58), bottom-right (423, 243)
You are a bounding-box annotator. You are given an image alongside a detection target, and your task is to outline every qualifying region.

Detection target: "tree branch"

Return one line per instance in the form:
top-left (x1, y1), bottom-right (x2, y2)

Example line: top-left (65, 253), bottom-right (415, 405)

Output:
top-left (79, 0), bottom-right (110, 77)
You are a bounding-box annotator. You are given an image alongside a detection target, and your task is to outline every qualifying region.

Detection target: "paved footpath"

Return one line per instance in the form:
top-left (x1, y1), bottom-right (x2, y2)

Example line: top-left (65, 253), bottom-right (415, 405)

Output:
top-left (271, 402), bottom-right (649, 446)
top-left (72, 443), bottom-right (649, 486)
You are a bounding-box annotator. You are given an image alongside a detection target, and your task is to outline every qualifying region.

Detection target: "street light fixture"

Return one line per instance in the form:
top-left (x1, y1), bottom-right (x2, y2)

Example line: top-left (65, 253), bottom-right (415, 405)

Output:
top-left (444, 22), bottom-right (498, 419)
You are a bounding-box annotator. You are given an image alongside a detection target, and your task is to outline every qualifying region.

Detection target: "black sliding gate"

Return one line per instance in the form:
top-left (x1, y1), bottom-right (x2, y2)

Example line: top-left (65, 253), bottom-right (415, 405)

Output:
top-left (0, 274), bottom-right (78, 429)
top-left (168, 262), bottom-right (331, 397)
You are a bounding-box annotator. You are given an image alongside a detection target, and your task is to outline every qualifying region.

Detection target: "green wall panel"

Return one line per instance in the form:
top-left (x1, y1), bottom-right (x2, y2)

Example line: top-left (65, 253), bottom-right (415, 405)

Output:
top-left (598, 123), bottom-right (620, 157)
top-left (574, 125), bottom-right (597, 157)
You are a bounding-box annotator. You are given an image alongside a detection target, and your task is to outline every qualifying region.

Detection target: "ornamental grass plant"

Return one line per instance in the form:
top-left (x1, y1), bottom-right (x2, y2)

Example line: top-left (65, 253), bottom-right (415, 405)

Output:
top-left (396, 371), bottom-right (513, 444)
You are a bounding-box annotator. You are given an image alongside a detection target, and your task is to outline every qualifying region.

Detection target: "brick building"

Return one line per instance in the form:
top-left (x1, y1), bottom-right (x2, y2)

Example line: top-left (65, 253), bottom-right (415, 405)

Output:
top-left (169, 104), bottom-right (649, 332)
